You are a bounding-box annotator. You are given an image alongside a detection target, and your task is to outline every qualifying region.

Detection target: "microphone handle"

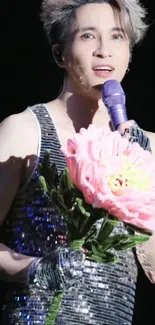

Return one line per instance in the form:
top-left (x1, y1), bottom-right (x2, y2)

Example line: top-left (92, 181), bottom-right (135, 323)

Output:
top-left (108, 104), bottom-right (128, 130)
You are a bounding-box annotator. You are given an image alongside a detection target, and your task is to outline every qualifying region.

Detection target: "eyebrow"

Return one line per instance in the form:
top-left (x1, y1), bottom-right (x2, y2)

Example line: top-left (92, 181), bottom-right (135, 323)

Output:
top-left (76, 26), bottom-right (125, 33)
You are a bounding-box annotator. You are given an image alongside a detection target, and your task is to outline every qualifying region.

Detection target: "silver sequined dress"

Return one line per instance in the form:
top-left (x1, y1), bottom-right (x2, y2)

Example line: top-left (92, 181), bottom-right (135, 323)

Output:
top-left (0, 104), bottom-right (138, 325)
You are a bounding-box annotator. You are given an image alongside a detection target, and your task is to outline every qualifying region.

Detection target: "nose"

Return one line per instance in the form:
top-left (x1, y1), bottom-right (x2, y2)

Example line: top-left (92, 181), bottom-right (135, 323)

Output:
top-left (93, 40), bottom-right (112, 58)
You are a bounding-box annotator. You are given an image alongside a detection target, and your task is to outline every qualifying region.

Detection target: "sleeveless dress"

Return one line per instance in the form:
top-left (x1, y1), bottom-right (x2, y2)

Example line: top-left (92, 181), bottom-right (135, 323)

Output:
top-left (0, 104), bottom-right (138, 325)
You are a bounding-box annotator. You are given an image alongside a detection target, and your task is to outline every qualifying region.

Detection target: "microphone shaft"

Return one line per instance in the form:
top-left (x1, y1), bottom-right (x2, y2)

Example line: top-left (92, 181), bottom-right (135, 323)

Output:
top-left (108, 104), bottom-right (128, 130)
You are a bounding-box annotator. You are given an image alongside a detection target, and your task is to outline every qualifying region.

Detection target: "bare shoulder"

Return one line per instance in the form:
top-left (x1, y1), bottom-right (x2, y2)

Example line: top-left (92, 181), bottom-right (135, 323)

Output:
top-left (145, 131), bottom-right (155, 156)
top-left (0, 109), bottom-right (39, 161)
top-left (0, 109), bottom-right (39, 224)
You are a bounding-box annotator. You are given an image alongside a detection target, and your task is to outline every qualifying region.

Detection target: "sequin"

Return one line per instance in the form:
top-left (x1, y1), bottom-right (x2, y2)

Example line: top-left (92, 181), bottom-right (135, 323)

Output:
top-left (0, 104), bottom-right (138, 325)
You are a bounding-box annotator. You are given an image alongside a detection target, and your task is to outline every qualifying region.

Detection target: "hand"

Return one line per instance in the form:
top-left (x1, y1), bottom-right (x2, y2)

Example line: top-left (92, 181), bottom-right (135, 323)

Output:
top-left (27, 247), bottom-right (85, 291)
top-left (118, 120), bottom-right (152, 152)
top-left (109, 119), bottom-right (135, 134)
top-left (117, 120), bottom-right (135, 135)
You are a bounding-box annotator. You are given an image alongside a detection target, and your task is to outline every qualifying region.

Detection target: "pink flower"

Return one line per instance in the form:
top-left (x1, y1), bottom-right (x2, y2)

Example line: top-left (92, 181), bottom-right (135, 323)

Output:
top-left (62, 126), bottom-right (155, 232)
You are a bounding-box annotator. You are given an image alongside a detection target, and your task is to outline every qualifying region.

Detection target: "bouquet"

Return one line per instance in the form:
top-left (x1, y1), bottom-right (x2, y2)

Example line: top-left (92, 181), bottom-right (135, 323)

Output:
top-left (39, 125), bottom-right (155, 325)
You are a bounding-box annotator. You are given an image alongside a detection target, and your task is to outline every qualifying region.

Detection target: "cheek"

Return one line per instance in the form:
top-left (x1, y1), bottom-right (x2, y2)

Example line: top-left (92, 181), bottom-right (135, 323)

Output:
top-left (65, 50), bottom-right (80, 70)
top-left (122, 44), bottom-right (130, 60)
top-left (118, 47), bottom-right (130, 69)
top-left (67, 53), bottom-right (89, 77)
top-left (66, 42), bottom-right (91, 68)
top-left (64, 52), bottom-right (87, 84)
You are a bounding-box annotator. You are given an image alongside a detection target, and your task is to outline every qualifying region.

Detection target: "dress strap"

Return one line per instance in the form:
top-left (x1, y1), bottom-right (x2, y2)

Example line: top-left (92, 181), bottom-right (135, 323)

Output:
top-left (29, 103), bottom-right (67, 174)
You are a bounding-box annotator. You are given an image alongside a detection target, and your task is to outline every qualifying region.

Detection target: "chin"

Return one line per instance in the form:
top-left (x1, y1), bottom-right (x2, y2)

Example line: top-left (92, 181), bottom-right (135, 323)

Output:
top-left (92, 84), bottom-right (103, 97)
top-left (93, 84), bottom-right (103, 91)
top-left (86, 85), bottom-right (103, 101)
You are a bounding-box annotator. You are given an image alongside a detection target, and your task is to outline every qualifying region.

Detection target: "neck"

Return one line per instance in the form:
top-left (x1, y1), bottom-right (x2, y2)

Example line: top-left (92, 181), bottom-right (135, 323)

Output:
top-left (58, 78), bottom-right (106, 132)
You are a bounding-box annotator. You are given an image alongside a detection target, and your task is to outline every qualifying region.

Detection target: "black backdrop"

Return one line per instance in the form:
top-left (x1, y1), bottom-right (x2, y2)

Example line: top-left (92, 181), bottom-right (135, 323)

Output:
top-left (0, 0), bottom-right (155, 130)
top-left (0, 1), bottom-right (155, 324)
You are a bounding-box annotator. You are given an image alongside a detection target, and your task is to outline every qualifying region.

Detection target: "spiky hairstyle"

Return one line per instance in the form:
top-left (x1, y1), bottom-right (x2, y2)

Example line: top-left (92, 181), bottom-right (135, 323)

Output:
top-left (41, 0), bottom-right (148, 50)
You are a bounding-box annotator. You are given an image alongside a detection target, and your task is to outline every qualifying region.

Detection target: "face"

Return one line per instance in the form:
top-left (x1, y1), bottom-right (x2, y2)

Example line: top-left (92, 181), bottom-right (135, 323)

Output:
top-left (62, 3), bottom-right (130, 99)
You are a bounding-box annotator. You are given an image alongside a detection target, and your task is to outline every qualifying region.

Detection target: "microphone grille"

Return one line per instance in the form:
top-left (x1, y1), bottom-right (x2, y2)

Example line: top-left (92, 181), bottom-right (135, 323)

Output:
top-left (102, 80), bottom-right (125, 107)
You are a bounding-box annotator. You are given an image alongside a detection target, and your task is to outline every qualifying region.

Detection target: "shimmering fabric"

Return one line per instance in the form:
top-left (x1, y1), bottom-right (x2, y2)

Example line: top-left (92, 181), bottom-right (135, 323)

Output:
top-left (0, 104), bottom-right (138, 325)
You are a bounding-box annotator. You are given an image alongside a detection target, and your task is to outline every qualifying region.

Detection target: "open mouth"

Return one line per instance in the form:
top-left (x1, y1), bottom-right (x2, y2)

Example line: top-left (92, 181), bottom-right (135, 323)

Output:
top-left (93, 66), bottom-right (114, 77)
top-left (94, 66), bottom-right (114, 72)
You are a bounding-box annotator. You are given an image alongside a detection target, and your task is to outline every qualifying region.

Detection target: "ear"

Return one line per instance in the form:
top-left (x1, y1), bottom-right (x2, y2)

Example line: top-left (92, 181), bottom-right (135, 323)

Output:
top-left (52, 44), bottom-right (65, 68)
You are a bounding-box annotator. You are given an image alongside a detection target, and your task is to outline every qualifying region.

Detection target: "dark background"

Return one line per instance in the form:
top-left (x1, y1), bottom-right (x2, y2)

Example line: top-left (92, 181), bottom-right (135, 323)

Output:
top-left (0, 0), bottom-right (155, 130)
top-left (0, 0), bottom-right (155, 324)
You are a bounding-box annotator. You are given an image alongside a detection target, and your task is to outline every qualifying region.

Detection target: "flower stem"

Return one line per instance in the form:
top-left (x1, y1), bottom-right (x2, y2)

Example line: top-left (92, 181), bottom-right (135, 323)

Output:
top-left (45, 292), bottom-right (64, 325)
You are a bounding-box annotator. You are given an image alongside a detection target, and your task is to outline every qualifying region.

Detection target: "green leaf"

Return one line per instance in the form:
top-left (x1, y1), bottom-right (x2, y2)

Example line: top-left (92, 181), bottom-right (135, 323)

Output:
top-left (66, 223), bottom-right (81, 240)
top-left (69, 239), bottom-right (85, 250)
top-left (91, 232), bottom-right (149, 254)
top-left (126, 224), bottom-right (152, 237)
top-left (90, 239), bottom-right (113, 257)
top-left (91, 241), bottom-right (101, 257)
top-left (39, 176), bottom-right (48, 193)
top-left (87, 251), bottom-right (118, 264)
top-left (107, 220), bottom-right (120, 227)
top-left (59, 168), bottom-right (74, 192)
top-left (99, 239), bottom-right (115, 252)
top-left (51, 190), bottom-right (68, 216)
top-left (39, 150), bottom-right (51, 172)
top-left (113, 234), bottom-right (149, 251)
top-left (85, 225), bottom-right (98, 242)
top-left (86, 237), bottom-right (118, 263)
top-left (114, 242), bottom-right (137, 250)
top-left (39, 151), bottom-right (58, 189)
top-left (48, 163), bottom-right (59, 188)
top-left (97, 219), bottom-right (115, 244)
top-left (126, 234), bottom-right (149, 243)
top-left (72, 198), bottom-right (98, 237)
top-left (101, 251), bottom-right (118, 263)
top-left (98, 235), bottom-right (127, 252)
top-left (79, 207), bottom-right (105, 238)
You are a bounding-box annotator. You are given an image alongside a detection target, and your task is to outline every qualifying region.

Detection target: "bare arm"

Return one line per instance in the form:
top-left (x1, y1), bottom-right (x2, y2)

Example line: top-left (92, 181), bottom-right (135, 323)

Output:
top-left (127, 127), bottom-right (155, 282)
top-left (118, 123), bottom-right (155, 283)
top-left (136, 130), bottom-right (155, 283)
top-left (0, 111), bottom-right (84, 290)
top-left (0, 112), bottom-right (38, 282)
top-left (0, 244), bottom-right (34, 282)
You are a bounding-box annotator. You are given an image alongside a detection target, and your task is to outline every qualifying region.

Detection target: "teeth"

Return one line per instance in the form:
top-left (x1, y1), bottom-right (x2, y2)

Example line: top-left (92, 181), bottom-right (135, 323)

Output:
top-left (95, 67), bottom-right (113, 71)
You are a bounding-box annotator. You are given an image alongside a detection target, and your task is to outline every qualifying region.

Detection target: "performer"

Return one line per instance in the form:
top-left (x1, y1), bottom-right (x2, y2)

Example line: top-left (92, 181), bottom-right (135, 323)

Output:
top-left (0, 1), bottom-right (154, 324)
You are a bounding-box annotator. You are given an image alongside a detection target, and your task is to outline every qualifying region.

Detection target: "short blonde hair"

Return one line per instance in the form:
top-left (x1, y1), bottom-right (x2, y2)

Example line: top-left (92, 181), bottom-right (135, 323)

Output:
top-left (40, 0), bottom-right (148, 50)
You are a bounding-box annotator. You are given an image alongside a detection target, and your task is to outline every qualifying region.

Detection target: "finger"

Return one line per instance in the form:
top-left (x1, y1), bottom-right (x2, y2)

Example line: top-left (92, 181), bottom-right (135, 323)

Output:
top-left (117, 120), bottom-right (136, 135)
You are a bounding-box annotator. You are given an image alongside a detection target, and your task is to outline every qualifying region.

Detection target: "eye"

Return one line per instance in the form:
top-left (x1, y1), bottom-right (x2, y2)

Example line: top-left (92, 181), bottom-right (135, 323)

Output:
top-left (80, 33), bottom-right (95, 40)
top-left (112, 33), bottom-right (124, 40)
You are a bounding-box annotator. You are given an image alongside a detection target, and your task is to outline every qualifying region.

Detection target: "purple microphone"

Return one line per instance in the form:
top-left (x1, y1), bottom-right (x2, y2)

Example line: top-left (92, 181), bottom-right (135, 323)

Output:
top-left (102, 80), bottom-right (128, 130)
